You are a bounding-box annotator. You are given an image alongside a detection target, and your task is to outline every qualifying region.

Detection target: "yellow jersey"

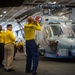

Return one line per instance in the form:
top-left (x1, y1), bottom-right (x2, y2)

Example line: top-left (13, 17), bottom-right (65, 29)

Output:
top-left (24, 22), bottom-right (41, 40)
top-left (0, 30), bottom-right (5, 43)
top-left (5, 30), bottom-right (15, 44)
top-left (19, 41), bottom-right (24, 46)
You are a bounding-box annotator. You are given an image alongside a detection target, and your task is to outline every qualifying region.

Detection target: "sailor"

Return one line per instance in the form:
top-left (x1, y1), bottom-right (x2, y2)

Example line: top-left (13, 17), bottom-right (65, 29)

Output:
top-left (24, 16), bottom-right (41, 75)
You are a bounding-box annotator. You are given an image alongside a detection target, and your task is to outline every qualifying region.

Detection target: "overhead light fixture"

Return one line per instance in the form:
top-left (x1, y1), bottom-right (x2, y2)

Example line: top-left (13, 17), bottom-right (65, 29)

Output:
top-left (53, 1), bottom-right (56, 4)
top-left (0, 15), bottom-right (3, 17)
top-left (59, 13), bottom-right (63, 15)
top-left (3, 11), bottom-right (7, 14)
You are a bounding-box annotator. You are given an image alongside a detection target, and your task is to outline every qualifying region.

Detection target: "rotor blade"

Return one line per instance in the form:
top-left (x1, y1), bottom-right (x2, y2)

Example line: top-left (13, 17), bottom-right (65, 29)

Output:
top-left (15, 6), bottom-right (41, 22)
top-left (20, 7), bottom-right (41, 22)
top-left (16, 20), bottom-right (24, 37)
top-left (15, 8), bottom-right (34, 19)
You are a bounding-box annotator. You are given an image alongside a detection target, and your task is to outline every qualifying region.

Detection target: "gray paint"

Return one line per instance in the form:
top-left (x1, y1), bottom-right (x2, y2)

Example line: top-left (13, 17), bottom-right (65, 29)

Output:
top-left (66, 8), bottom-right (75, 21)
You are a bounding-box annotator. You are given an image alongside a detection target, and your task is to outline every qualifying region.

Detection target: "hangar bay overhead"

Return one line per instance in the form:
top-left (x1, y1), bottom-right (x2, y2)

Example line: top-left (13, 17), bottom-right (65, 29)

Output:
top-left (0, 0), bottom-right (75, 31)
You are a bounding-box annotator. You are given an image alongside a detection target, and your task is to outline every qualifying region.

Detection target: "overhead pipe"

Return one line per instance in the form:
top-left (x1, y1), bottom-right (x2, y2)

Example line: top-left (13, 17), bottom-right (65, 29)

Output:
top-left (16, 20), bottom-right (24, 38)
top-left (65, 4), bottom-right (75, 8)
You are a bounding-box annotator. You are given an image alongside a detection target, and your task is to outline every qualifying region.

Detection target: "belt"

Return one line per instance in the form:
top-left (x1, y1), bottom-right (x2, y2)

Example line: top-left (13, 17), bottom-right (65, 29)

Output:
top-left (5, 43), bottom-right (14, 45)
top-left (26, 39), bottom-right (34, 41)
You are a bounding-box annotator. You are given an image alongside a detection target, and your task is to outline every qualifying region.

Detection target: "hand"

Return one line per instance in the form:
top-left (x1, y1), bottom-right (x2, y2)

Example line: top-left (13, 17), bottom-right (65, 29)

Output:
top-left (33, 20), bottom-right (37, 25)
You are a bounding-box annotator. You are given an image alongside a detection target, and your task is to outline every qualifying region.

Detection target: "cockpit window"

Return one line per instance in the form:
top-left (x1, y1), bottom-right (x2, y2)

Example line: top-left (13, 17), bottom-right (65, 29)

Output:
top-left (71, 25), bottom-right (75, 33)
top-left (51, 25), bottom-right (63, 36)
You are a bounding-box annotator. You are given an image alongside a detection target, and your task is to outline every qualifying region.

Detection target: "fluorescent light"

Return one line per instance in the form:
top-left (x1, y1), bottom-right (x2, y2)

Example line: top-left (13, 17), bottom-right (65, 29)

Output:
top-left (59, 13), bottom-right (63, 15)
top-left (3, 11), bottom-right (7, 14)
top-left (53, 1), bottom-right (56, 4)
top-left (0, 15), bottom-right (3, 17)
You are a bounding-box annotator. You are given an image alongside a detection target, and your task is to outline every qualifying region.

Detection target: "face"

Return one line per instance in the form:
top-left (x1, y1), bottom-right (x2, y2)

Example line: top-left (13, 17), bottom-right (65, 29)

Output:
top-left (7, 26), bottom-right (12, 31)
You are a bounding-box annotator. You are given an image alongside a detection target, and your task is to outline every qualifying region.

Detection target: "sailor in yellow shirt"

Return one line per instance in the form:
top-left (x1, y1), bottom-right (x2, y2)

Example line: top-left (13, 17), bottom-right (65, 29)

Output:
top-left (24, 16), bottom-right (41, 75)
top-left (4, 24), bottom-right (15, 72)
top-left (19, 40), bottom-right (24, 53)
top-left (0, 25), bottom-right (5, 68)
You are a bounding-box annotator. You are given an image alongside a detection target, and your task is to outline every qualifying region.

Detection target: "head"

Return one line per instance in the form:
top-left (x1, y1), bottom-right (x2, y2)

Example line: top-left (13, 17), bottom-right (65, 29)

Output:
top-left (0, 25), bottom-right (2, 31)
top-left (7, 24), bottom-right (12, 31)
top-left (27, 16), bottom-right (34, 24)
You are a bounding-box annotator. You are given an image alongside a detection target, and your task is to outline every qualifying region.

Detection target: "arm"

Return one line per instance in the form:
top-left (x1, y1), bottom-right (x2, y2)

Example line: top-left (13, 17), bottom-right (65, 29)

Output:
top-left (33, 22), bottom-right (41, 30)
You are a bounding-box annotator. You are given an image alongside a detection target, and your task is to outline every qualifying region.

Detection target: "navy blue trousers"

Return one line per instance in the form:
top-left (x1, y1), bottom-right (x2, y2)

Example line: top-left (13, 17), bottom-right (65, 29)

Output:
top-left (0, 43), bottom-right (4, 66)
top-left (26, 39), bottom-right (39, 73)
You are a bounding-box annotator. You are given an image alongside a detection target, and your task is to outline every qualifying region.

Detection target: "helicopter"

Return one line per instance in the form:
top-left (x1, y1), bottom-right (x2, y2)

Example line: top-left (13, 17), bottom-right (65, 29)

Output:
top-left (34, 14), bottom-right (75, 58)
top-left (15, 3), bottom-right (75, 58)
